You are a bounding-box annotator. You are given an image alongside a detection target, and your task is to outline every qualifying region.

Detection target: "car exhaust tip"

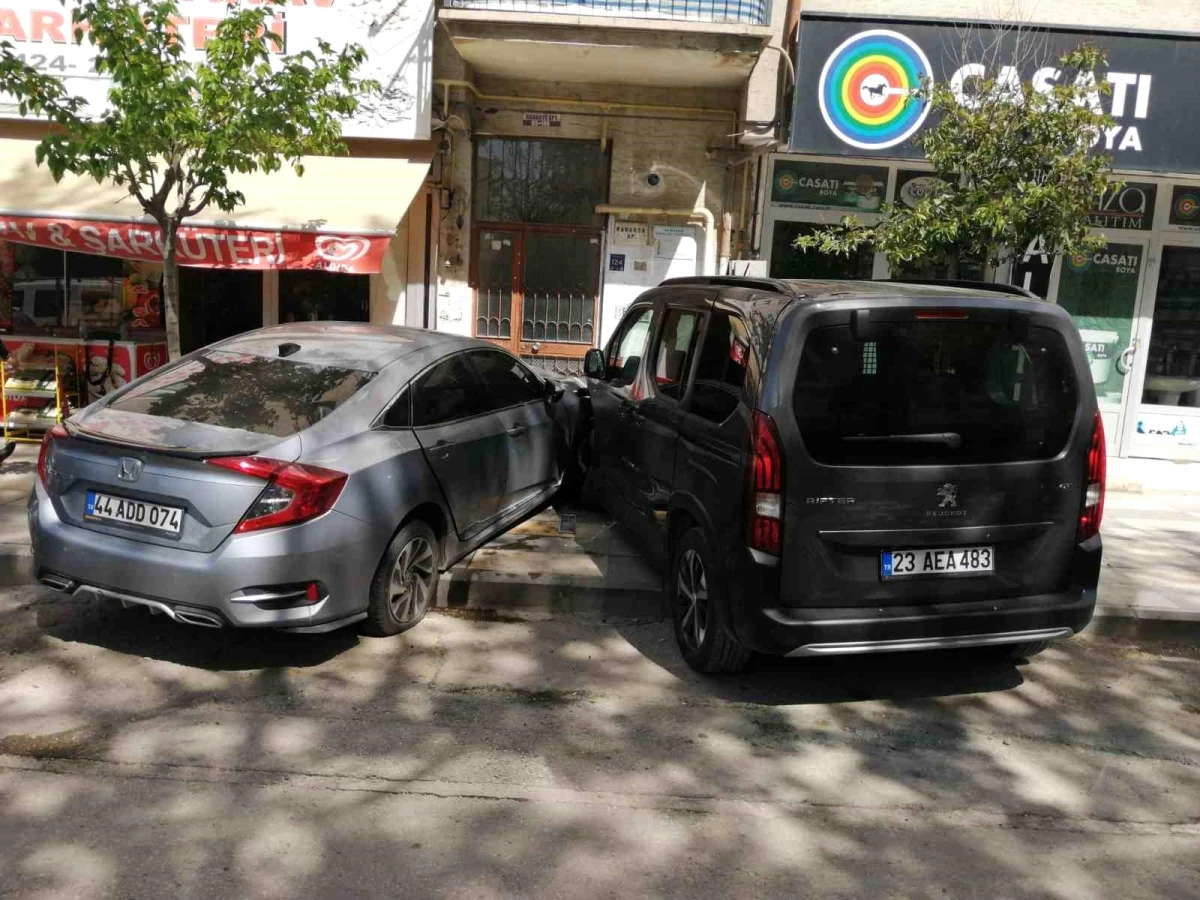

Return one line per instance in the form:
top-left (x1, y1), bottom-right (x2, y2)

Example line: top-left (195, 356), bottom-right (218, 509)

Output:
top-left (39, 573), bottom-right (76, 593)
top-left (174, 608), bottom-right (224, 629)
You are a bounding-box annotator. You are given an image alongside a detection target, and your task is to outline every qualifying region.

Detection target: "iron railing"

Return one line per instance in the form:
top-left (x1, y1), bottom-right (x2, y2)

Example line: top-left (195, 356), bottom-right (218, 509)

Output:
top-left (445, 0), bottom-right (769, 26)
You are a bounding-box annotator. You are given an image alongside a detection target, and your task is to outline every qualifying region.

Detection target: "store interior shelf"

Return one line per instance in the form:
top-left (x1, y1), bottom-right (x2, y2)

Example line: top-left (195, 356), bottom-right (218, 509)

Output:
top-left (5, 389), bottom-right (59, 399)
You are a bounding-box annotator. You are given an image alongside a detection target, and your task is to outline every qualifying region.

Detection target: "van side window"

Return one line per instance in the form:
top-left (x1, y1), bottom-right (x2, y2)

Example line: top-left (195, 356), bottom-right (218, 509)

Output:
top-left (608, 306), bottom-right (653, 387)
top-left (653, 309), bottom-right (702, 401)
top-left (688, 312), bottom-right (754, 424)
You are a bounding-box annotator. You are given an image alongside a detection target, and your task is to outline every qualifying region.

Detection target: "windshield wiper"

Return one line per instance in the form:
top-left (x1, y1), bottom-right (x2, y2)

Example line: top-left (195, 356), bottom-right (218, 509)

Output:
top-left (842, 432), bottom-right (963, 449)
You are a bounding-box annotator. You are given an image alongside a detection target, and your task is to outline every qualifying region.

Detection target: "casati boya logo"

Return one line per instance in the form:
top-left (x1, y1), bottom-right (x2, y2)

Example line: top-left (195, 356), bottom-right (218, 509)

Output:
top-left (818, 29), bottom-right (932, 150)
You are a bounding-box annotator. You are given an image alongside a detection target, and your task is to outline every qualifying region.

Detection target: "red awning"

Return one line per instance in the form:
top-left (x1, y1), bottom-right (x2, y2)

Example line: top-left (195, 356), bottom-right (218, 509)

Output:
top-left (0, 213), bottom-right (390, 273)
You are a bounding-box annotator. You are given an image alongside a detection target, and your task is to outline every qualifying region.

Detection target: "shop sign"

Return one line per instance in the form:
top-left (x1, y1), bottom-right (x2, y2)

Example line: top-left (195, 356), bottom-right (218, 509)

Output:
top-left (1086, 182), bottom-right (1156, 230)
top-left (0, 0), bottom-right (434, 140)
top-left (613, 221), bottom-right (649, 246)
top-left (790, 15), bottom-right (1194, 172)
top-left (0, 214), bottom-right (390, 273)
top-left (770, 159), bottom-right (887, 211)
top-left (1167, 185), bottom-right (1200, 231)
top-left (522, 112), bottom-right (562, 128)
top-left (895, 169), bottom-right (948, 208)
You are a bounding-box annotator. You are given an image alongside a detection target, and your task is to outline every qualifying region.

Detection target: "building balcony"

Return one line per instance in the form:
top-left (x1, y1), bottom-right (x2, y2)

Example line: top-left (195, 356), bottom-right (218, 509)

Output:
top-left (439, 0), bottom-right (773, 89)
top-left (444, 0), bottom-right (770, 27)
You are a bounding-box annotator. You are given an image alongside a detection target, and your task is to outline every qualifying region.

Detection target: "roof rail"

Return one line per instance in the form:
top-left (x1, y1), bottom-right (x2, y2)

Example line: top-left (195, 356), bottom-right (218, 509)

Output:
top-left (659, 276), bottom-right (802, 297)
top-left (878, 278), bottom-right (1040, 299)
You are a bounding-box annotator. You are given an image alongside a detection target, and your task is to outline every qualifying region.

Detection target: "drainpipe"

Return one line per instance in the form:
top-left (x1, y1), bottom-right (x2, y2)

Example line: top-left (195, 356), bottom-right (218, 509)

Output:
top-left (594, 204), bottom-right (718, 277)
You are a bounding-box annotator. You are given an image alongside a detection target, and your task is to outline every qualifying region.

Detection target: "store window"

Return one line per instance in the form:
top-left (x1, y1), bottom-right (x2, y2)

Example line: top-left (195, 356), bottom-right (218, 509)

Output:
top-left (1142, 246), bottom-right (1200, 408)
top-left (0, 243), bottom-right (161, 335)
top-left (770, 222), bottom-right (874, 280)
top-left (280, 271), bottom-right (369, 324)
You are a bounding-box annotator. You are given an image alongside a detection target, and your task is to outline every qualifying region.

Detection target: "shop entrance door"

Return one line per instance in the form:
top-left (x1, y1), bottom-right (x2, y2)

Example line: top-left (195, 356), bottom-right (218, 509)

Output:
top-left (472, 223), bottom-right (602, 365)
top-left (1127, 240), bottom-right (1200, 460)
top-left (1053, 236), bottom-right (1152, 454)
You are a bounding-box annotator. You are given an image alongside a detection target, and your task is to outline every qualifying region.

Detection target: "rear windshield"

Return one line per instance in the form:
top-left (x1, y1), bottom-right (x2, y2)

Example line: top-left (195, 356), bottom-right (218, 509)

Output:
top-left (106, 349), bottom-right (373, 438)
top-left (794, 321), bottom-right (1079, 465)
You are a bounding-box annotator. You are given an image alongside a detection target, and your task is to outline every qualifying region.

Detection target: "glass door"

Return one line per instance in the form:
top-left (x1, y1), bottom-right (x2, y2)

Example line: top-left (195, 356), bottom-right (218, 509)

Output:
top-left (1053, 237), bottom-right (1152, 453)
top-left (1128, 240), bottom-right (1200, 460)
top-left (472, 224), bottom-right (602, 364)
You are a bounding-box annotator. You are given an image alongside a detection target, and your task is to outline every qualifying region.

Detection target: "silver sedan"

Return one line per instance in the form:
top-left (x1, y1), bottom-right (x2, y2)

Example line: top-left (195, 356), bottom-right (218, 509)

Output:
top-left (30, 323), bottom-right (577, 635)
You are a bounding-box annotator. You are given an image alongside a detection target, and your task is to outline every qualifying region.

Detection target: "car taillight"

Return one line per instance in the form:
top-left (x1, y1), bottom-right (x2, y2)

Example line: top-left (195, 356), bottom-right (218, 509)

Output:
top-left (1078, 412), bottom-right (1106, 541)
top-left (747, 410), bottom-right (783, 555)
top-left (38, 424), bottom-right (68, 487)
top-left (206, 456), bottom-right (347, 534)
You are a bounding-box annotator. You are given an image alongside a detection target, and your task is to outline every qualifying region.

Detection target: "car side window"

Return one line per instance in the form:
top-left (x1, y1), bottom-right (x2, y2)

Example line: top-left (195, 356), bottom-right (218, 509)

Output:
top-left (382, 388), bottom-right (411, 428)
top-left (468, 349), bottom-right (543, 411)
top-left (412, 354), bottom-right (487, 427)
top-left (652, 308), bottom-right (702, 402)
top-left (607, 306), bottom-right (654, 387)
top-left (688, 312), bottom-right (754, 425)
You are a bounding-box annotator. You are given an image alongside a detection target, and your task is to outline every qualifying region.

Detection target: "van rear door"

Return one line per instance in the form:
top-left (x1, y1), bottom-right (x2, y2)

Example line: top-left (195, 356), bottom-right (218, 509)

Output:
top-left (777, 303), bottom-right (1090, 608)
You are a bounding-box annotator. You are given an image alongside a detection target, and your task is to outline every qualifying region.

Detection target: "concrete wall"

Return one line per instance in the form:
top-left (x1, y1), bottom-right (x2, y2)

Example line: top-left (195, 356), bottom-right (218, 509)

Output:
top-left (431, 43), bottom-right (745, 349)
top-left (800, 0), bottom-right (1200, 33)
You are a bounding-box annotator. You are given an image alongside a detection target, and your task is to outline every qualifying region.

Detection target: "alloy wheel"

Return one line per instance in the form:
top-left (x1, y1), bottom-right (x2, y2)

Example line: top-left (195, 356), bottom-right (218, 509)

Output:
top-left (388, 536), bottom-right (436, 624)
top-left (676, 548), bottom-right (709, 652)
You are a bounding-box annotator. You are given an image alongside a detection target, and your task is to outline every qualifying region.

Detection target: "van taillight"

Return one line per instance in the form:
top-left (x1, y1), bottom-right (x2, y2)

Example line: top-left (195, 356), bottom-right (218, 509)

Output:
top-left (1078, 412), bottom-right (1106, 541)
top-left (748, 410), bottom-right (783, 555)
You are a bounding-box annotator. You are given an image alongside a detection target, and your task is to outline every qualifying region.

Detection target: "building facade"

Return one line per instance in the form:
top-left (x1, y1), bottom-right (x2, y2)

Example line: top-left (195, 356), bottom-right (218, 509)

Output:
top-left (0, 0), bottom-right (438, 357)
top-left (763, 1), bottom-right (1200, 461)
top-left (428, 0), bottom-right (787, 373)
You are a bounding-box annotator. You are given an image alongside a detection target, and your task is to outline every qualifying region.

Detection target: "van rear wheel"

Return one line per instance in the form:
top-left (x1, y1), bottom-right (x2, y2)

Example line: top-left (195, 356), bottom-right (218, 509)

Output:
top-left (672, 527), bottom-right (752, 674)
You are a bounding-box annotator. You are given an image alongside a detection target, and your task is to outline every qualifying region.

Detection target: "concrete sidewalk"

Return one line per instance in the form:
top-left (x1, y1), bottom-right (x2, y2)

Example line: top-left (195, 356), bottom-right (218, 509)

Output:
top-left (3, 441), bottom-right (1198, 626)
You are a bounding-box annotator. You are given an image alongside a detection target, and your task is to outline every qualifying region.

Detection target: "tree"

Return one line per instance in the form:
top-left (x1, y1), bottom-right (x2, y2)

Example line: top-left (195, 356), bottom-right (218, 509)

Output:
top-left (794, 42), bottom-right (1117, 280)
top-left (0, 0), bottom-right (375, 359)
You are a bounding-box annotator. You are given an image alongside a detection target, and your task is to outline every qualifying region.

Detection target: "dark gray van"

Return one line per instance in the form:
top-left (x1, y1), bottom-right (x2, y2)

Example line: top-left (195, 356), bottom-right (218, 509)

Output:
top-left (584, 277), bottom-right (1104, 673)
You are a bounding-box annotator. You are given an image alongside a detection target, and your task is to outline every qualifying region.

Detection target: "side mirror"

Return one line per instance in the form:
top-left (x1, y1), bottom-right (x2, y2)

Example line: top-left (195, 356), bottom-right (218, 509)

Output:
top-left (583, 348), bottom-right (605, 379)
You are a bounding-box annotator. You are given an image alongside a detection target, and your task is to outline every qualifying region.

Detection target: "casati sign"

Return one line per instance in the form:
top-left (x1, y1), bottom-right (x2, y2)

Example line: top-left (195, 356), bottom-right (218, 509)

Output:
top-left (0, 214), bottom-right (390, 272)
top-left (0, 0), bottom-right (434, 140)
top-left (791, 15), bottom-right (1198, 172)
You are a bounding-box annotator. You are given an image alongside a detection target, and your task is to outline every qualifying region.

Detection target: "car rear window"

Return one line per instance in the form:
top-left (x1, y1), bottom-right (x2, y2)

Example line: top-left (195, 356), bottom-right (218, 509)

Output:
top-left (106, 349), bottom-right (373, 438)
top-left (794, 321), bottom-right (1079, 465)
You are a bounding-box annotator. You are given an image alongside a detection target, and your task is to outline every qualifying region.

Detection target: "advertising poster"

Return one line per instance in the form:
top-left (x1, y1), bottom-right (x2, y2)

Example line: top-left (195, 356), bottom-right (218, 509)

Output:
top-left (894, 169), bottom-right (948, 208)
top-left (1168, 185), bottom-right (1200, 231)
top-left (1055, 243), bottom-right (1143, 406)
top-left (1086, 182), bottom-right (1157, 231)
top-left (770, 159), bottom-right (888, 212)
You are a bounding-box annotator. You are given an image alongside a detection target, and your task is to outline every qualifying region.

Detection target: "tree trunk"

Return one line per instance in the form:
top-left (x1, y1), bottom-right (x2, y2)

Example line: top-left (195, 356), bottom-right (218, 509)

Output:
top-left (945, 254), bottom-right (961, 280)
top-left (161, 224), bottom-right (182, 361)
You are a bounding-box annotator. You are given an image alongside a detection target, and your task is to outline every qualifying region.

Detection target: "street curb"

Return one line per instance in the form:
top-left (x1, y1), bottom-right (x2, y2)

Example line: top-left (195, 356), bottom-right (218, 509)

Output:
top-left (1090, 612), bottom-right (1200, 647)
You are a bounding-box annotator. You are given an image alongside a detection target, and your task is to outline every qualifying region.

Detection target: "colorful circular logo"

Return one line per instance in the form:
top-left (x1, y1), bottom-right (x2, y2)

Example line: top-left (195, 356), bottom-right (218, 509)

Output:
top-left (1175, 192), bottom-right (1200, 220)
top-left (818, 30), bottom-right (932, 150)
top-left (776, 172), bottom-right (796, 193)
top-left (1067, 252), bottom-right (1092, 273)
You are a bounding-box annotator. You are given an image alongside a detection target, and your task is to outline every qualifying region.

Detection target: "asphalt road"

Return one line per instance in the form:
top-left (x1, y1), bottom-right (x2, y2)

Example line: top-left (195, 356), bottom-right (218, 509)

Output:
top-left (1, 585), bottom-right (1198, 899)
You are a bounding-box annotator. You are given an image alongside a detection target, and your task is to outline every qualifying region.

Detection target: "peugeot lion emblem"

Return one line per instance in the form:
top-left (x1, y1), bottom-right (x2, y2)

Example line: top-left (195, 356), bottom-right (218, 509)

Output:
top-left (117, 457), bottom-right (144, 483)
top-left (937, 483), bottom-right (958, 509)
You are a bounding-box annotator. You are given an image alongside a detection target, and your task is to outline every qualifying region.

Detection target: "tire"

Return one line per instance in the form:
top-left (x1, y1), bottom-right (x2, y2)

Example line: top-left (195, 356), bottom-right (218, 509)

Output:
top-left (671, 526), bottom-right (752, 674)
top-left (364, 520), bottom-right (441, 637)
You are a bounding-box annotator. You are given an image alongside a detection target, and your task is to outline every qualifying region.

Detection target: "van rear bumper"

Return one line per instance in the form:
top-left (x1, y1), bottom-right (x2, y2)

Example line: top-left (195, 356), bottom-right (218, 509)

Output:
top-left (730, 536), bottom-right (1101, 657)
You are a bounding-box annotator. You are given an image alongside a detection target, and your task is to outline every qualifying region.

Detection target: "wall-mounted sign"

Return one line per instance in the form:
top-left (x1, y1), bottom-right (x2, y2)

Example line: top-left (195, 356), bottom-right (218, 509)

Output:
top-left (1168, 185), bottom-right (1200, 230)
top-left (1087, 182), bottom-right (1156, 230)
top-left (608, 253), bottom-right (626, 272)
top-left (770, 159), bottom-right (887, 211)
top-left (0, 0), bottom-right (434, 140)
top-left (790, 15), bottom-right (1196, 172)
top-left (613, 221), bottom-right (649, 246)
top-left (895, 169), bottom-right (947, 208)
top-left (522, 112), bottom-right (562, 128)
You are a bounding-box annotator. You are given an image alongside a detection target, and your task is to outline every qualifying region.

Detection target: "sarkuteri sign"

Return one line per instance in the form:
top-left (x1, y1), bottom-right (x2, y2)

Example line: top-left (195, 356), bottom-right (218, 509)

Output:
top-left (0, 0), bottom-right (434, 140)
top-left (791, 15), bottom-right (1193, 172)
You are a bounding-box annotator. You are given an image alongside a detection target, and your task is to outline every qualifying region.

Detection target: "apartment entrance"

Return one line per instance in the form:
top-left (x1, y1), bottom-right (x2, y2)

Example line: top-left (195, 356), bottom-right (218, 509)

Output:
top-left (471, 136), bottom-right (609, 368)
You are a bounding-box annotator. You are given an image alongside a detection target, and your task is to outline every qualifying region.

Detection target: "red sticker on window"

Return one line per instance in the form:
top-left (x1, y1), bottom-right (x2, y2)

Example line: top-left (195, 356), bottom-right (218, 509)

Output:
top-left (730, 338), bottom-right (748, 366)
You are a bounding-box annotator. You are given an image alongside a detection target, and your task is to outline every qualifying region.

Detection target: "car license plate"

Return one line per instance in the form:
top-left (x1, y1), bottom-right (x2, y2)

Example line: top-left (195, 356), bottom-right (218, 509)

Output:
top-left (85, 491), bottom-right (183, 534)
top-left (881, 546), bottom-right (994, 578)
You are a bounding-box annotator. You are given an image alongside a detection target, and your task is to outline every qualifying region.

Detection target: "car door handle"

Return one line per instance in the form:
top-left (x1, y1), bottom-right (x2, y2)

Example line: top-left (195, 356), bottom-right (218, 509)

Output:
top-left (433, 438), bottom-right (454, 460)
top-left (507, 425), bottom-right (528, 438)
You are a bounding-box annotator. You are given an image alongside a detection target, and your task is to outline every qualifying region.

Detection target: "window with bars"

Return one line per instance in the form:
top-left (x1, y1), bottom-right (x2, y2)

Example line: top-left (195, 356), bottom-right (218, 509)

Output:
top-left (474, 137), bottom-right (610, 226)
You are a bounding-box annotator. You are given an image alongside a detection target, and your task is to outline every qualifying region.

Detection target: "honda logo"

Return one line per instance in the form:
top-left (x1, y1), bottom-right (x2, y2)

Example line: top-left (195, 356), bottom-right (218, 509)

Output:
top-left (117, 458), bottom-right (143, 483)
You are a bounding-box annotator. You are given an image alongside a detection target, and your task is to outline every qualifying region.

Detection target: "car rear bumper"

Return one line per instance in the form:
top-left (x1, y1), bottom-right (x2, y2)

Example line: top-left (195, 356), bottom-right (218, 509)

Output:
top-left (29, 481), bottom-right (388, 630)
top-left (728, 536), bottom-right (1101, 657)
